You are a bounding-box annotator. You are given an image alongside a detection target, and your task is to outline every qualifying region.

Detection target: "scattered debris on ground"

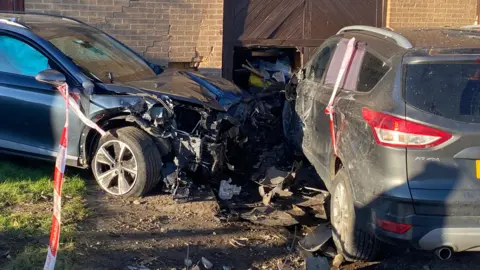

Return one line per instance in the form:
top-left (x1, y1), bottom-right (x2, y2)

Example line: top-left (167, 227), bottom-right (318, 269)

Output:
top-left (299, 223), bottom-right (332, 253)
top-left (218, 179), bottom-right (242, 201)
top-left (73, 185), bottom-right (306, 269)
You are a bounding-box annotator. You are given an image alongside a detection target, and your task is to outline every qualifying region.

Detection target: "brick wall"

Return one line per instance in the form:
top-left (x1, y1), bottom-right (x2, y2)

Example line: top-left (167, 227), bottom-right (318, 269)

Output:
top-left (387, 0), bottom-right (478, 28)
top-left (25, 0), bottom-right (224, 76)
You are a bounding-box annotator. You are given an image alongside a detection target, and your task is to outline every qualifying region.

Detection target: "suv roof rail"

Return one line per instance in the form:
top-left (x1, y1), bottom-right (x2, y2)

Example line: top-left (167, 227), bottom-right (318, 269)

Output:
top-left (337, 25), bottom-right (413, 49)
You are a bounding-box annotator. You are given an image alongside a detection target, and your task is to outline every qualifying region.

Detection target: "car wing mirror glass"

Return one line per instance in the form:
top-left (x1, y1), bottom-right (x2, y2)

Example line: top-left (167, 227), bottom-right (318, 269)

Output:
top-left (35, 69), bottom-right (66, 87)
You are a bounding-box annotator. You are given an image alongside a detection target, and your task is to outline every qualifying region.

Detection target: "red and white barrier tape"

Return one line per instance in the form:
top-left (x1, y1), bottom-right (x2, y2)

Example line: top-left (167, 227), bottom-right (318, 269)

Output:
top-left (44, 84), bottom-right (105, 270)
top-left (325, 38), bottom-right (356, 156)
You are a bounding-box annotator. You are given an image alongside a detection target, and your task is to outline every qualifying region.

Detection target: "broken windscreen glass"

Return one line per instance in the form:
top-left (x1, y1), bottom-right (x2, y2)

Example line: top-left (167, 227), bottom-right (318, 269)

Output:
top-left (43, 26), bottom-right (156, 83)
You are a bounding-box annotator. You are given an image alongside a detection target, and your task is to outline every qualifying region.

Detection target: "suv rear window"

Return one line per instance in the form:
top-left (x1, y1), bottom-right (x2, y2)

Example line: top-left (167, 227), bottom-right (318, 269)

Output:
top-left (405, 62), bottom-right (480, 123)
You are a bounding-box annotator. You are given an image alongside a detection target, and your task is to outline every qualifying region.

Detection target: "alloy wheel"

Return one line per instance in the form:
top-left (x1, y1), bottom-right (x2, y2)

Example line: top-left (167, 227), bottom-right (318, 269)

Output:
top-left (93, 140), bottom-right (138, 195)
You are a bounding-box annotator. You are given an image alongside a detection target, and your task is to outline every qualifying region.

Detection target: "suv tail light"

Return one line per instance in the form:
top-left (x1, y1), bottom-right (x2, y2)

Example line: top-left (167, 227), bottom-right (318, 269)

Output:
top-left (362, 108), bottom-right (452, 149)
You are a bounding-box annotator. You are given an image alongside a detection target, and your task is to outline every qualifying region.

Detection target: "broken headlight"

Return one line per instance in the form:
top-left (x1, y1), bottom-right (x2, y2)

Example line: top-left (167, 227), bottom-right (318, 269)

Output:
top-left (147, 104), bottom-right (170, 126)
top-left (150, 105), bottom-right (168, 119)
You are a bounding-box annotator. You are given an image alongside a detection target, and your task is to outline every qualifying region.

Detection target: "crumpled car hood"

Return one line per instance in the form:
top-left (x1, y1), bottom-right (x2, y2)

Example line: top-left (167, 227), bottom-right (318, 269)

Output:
top-left (121, 69), bottom-right (249, 111)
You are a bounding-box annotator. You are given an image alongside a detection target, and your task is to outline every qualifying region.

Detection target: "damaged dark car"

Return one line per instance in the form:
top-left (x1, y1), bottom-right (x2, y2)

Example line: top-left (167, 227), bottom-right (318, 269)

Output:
top-left (0, 13), bottom-right (253, 197)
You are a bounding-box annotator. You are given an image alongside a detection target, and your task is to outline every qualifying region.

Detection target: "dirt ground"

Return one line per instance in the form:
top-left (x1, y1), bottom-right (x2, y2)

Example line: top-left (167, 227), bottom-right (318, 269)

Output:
top-left (3, 156), bottom-right (480, 269)
top-left (74, 181), bottom-right (305, 270)
top-left (72, 177), bottom-right (480, 270)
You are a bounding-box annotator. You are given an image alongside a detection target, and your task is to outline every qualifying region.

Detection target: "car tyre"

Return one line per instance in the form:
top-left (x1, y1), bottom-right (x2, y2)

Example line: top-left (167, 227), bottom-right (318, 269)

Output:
top-left (330, 168), bottom-right (379, 261)
top-left (92, 126), bottom-right (163, 198)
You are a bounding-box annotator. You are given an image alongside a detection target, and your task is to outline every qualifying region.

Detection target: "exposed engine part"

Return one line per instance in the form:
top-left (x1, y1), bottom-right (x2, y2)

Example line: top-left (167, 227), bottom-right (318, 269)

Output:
top-left (162, 162), bottom-right (192, 202)
top-left (124, 91), bottom-right (261, 178)
top-left (176, 136), bottom-right (202, 172)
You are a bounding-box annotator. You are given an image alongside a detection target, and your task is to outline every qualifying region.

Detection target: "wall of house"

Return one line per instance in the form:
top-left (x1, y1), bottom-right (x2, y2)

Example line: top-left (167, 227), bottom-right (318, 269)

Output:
top-left (387, 0), bottom-right (478, 28)
top-left (25, 0), bottom-right (224, 76)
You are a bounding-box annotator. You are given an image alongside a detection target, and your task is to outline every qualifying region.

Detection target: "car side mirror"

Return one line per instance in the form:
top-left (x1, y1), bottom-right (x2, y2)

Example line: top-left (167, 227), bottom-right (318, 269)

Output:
top-left (35, 69), bottom-right (66, 87)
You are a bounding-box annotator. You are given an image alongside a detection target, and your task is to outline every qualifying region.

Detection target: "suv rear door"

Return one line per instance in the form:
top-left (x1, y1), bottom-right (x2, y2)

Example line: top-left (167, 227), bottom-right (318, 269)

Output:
top-left (404, 56), bottom-right (480, 216)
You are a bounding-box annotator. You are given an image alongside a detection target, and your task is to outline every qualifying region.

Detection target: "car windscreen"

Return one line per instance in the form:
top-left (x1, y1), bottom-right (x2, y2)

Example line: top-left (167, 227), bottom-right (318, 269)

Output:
top-left (41, 26), bottom-right (156, 83)
top-left (405, 61), bottom-right (480, 123)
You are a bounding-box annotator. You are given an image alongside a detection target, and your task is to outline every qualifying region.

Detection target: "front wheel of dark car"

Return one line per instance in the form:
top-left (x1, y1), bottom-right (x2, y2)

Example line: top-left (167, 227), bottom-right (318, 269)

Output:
top-left (330, 169), bottom-right (380, 261)
top-left (92, 126), bottom-right (163, 198)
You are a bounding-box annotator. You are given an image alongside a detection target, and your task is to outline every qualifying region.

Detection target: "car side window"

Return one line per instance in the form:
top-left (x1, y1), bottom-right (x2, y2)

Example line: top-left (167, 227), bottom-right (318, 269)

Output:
top-left (307, 42), bottom-right (336, 82)
top-left (356, 52), bottom-right (389, 92)
top-left (0, 35), bottom-right (49, 77)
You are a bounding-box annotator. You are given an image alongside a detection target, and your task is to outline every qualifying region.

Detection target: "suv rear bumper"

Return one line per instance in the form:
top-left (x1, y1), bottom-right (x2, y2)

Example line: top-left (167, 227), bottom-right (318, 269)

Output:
top-left (363, 195), bottom-right (480, 252)
top-left (419, 228), bottom-right (480, 252)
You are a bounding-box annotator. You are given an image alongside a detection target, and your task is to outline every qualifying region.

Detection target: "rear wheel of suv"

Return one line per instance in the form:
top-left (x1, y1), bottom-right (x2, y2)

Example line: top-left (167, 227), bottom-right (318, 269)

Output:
top-left (330, 169), bottom-right (379, 261)
top-left (92, 126), bottom-right (163, 198)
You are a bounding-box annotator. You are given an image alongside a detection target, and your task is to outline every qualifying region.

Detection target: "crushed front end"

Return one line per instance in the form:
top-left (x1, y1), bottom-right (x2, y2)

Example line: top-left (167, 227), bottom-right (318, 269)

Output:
top-left (125, 93), bottom-right (250, 179)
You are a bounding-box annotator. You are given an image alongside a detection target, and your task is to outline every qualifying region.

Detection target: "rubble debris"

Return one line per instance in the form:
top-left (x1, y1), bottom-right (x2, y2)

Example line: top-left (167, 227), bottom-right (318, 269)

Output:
top-left (249, 161), bottom-right (330, 223)
top-left (133, 200), bottom-right (142, 205)
top-left (332, 254), bottom-right (345, 268)
top-left (218, 179), bottom-right (242, 200)
top-left (184, 258), bottom-right (193, 268)
top-left (323, 246), bottom-right (337, 258)
top-left (242, 63), bottom-right (264, 78)
top-left (229, 238), bottom-right (248, 247)
top-left (287, 205), bottom-right (307, 217)
top-left (138, 256), bottom-right (158, 266)
top-left (162, 163), bottom-right (178, 187)
top-left (248, 73), bottom-right (270, 88)
top-left (214, 208), bottom-right (241, 223)
top-left (184, 245), bottom-right (193, 268)
top-left (240, 206), bottom-right (298, 227)
top-left (305, 256), bottom-right (329, 270)
top-left (298, 223), bottom-right (332, 252)
top-left (162, 163), bottom-right (193, 202)
top-left (272, 71), bottom-right (286, 83)
top-left (261, 166), bottom-right (293, 186)
top-left (201, 257), bottom-right (213, 269)
top-left (257, 165), bottom-right (298, 205)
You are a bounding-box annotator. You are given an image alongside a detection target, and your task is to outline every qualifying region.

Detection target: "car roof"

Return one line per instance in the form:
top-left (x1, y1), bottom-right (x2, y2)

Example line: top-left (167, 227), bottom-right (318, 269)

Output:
top-left (394, 27), bottom-right (480, 51)
top-left (0, 12), bottom-right (95, 38)
top-left (0, 12), bottom-right (82, 28)
top-left (339, 26), bottom-right (480, 59)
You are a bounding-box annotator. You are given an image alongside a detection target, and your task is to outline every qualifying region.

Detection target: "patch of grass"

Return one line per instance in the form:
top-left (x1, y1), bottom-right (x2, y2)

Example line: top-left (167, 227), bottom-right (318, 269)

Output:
top-left (0, 211), bottom-right (51, 236)
top-left (0, 159), bottom-right (88, 269)
top-left (3, 243), bottom-right (77, 270)
top-left (0, 161), bottom-right (86, 206)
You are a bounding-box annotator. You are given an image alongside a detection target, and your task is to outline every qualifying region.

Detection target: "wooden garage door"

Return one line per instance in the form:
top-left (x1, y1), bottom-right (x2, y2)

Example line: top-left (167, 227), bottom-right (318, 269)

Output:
top-left (223, 0), bottom-right (384, 78)
top-left (0, 0), bottom-right (24, 11)
top-left (227, 0), bottom-right (383, 46)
